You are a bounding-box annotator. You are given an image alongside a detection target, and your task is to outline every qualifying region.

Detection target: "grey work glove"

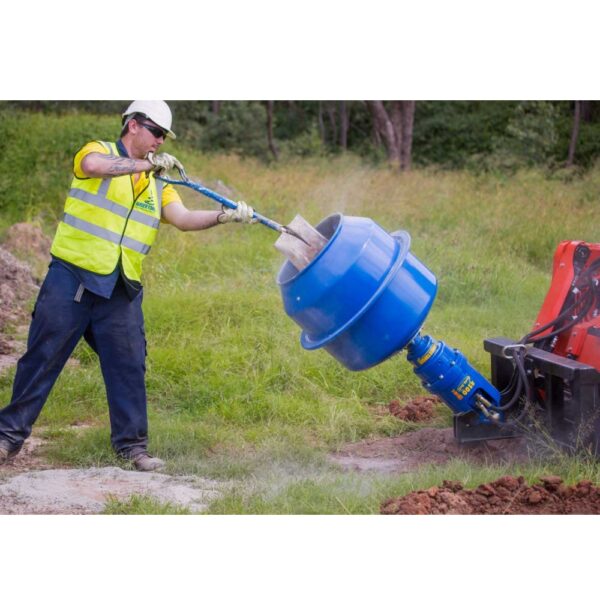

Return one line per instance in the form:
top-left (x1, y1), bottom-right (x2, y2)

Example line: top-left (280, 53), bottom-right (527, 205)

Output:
top-left (147, 151), bottom-right (184, 174)
top-left (217, 201), bottom-right (256, 224)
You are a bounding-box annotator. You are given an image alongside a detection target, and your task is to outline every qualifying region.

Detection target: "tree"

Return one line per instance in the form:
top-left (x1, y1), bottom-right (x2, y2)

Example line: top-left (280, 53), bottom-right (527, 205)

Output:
top-left (339, 101), bottom-right (349, 150)
top-left (399, 101), bottom-right (415, 170)
top-left (566, 100), bottom-right (582, 167)
top-left (264, 101), bottom-right (279, 160)
top-left (367, 101), bottom-right (415, 170)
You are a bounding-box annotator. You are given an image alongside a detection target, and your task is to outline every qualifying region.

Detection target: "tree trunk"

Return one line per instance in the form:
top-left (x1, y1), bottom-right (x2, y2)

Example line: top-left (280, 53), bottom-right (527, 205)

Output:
top-left (581, 100), bottom-right (592, 122)
top-left (399, 101), bottom-right (415, 171)
top-left (326, 102), bottom-right (338, 146)
top-left (317, 101), bottom-right (326, 144)
top-left (389, 101), bottom-right (403, 144)
top-left (211, 101), bottom-right (221, 115)
top-left (265, 101), bottom-right (279, 160)
top-left (367, 101), bottom-right (401, 167)
top-left (566, 100), bottom-right (582, 167)
top-left (339, 101), bottom-right (349, 150)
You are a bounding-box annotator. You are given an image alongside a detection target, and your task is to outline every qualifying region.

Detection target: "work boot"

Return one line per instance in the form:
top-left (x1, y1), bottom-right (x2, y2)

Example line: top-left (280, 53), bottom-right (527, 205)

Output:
top-left (131, 452), bottom-right (165, 472)
top-left (0, 442), bottom-right (20, 465)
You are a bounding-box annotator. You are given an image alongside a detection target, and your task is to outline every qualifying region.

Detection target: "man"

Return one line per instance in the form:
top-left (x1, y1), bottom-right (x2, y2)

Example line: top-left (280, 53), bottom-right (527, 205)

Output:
top-left (0, 100), bottom-right (255, 471)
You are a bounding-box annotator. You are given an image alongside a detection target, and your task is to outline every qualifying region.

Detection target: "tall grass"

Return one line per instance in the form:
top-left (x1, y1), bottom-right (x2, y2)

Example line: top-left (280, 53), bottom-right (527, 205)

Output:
top-left (1, 112), bottom-right (599, 513)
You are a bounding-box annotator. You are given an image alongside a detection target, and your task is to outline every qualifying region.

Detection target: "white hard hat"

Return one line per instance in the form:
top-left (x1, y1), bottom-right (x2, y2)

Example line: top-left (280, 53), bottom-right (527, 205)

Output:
top-left (122, 100), bottom-right (176, 139)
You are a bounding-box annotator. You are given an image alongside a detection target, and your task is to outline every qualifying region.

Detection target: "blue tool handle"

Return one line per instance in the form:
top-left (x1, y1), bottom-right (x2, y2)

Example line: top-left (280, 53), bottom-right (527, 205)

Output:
top-left (157, 175), bottom-right (284, 234)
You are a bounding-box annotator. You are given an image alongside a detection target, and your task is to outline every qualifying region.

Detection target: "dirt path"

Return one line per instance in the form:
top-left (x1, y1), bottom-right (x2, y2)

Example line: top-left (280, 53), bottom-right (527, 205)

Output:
top-left (330, 426), bottom-right (530, 473)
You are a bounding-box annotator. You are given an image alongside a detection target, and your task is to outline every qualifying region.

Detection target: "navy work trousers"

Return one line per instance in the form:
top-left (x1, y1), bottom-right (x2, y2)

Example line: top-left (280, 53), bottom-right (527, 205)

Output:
top-left (0, 262), bottom-right (148, 457)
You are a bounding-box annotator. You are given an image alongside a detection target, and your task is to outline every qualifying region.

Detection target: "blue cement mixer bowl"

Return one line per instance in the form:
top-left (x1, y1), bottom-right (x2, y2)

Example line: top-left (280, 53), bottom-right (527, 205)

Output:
top-left (277, 214), bottom-right (438, 371)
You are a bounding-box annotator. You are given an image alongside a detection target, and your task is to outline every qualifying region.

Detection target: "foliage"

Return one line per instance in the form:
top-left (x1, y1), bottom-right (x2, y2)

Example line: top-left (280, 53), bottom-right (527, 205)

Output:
top-left (4, 100), bottom-right (599, 171)
top-left (412, 101), bottom-right (518, 167)
top-left (180, 101), bottom-right (271, 160)
top-left (473, 101), bottom-right (564, 172)
top-left (0, 109), bottom-right (119, 222)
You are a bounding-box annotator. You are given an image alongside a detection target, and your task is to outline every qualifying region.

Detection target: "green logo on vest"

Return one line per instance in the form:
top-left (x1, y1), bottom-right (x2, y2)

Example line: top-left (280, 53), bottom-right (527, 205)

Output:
top-left (136, 191), bottom-right (156, 213)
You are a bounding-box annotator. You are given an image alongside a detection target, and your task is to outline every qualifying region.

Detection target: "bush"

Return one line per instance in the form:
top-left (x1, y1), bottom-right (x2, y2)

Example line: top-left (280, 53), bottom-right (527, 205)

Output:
top-left (196, 102), bottom-right (270, 160)
top-left (0, 109), bottom-right (119, 223)
top-left (412, 101), bottom-right (518, 168)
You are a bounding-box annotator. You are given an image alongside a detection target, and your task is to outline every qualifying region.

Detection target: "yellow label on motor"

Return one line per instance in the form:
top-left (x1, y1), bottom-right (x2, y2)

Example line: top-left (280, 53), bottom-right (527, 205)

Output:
top-left (417, 342), bottom-right (438, 365)
top-left (452, 375), bottom-right (475, 400)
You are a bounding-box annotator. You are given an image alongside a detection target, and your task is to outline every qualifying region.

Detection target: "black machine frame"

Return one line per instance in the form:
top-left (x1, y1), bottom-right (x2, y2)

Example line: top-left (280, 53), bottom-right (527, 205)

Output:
top-left (453, 337), bottom-right (600, 453)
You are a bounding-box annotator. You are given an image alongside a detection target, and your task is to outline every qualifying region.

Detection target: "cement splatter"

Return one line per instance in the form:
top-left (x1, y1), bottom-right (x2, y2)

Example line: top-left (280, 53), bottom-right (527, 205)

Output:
top-left (0, 467), bottom-right (223, 514)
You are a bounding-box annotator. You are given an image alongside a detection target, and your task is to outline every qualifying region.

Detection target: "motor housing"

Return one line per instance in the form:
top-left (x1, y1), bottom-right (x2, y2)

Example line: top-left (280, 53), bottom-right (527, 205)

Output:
top-left (406, 333), bottom-right (502, 422)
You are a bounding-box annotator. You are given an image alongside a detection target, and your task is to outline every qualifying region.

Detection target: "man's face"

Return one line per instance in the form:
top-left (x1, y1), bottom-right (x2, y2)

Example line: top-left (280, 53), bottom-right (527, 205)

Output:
top-left (130, 117), bottom-right (168, 157)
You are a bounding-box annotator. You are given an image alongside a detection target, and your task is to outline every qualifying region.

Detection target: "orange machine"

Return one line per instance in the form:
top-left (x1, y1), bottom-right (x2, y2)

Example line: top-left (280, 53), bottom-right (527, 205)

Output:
top-left (532, 241), bottom-right (600, 370)
top-left (456, 241), bottom-right (600, 453)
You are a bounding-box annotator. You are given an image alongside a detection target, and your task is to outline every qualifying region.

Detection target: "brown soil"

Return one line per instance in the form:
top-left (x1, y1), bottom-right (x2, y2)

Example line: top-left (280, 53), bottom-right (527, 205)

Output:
top-left (0, 435), bottom-right (54, 472)
top-left (2, 222), bottom-right (51, 263)
top-left (381, 475), bottom-right (600, 514)
top-left (330, 427), bottom-right (530, 473)
top-left (0, 246), bottom-right (38, 331)
top-left (0, 222), bottom-right (50, 371)
top-left (389, 396), bottom-right (441, 422)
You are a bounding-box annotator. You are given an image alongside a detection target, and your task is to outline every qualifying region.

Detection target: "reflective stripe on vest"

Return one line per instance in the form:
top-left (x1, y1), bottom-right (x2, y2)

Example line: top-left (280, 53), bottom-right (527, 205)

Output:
top-left (62, 213), bottom-right (151, 255)
top-left (67, 187), bottom-right (160, 229)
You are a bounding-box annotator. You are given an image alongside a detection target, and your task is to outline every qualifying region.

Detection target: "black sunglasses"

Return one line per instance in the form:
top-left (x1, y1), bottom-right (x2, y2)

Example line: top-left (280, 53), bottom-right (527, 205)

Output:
top-left (139, 121), bottom-right (168, 139)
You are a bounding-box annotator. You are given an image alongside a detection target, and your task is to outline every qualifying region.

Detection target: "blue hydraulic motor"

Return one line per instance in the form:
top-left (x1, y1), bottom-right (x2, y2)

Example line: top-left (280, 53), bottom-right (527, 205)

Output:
top-left (406, 333), bottom-right (502, 422)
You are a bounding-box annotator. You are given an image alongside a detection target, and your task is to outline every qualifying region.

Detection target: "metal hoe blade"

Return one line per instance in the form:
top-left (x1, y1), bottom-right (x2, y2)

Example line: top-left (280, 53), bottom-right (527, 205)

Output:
top-left (281, 225), bottom-right (309, 245)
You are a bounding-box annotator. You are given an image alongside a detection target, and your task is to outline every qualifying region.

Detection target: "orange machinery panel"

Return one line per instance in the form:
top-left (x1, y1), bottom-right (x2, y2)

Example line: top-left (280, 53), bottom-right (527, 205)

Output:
top-left (533, 241), bottom-right (600, 372)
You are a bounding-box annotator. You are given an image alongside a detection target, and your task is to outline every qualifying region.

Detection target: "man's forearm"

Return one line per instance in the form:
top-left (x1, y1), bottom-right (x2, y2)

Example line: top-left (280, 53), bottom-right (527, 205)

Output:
top-left (175, 210), bottom-right (223, 231)
top-left (81, 153), bottom-right (153, 178)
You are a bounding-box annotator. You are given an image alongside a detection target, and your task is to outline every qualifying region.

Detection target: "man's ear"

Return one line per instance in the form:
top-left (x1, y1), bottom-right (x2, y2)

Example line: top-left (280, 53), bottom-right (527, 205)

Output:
top-left (128, 119), bottom-right (139, 135)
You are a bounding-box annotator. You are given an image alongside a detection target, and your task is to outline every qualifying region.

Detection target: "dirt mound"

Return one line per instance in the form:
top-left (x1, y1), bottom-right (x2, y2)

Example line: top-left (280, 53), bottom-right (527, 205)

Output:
top-left (331, 427), bottom-right (529, 473)
top-left (0, 223), bottom-right (49, 368)
top-left (0, 245), bottom-right (39, 332)
top-left (381, 475), bottom-right (600, 514)
top-left (389, 396), bottom-right (440, 422)
top-left (2, 222), bottom-right (51, 267)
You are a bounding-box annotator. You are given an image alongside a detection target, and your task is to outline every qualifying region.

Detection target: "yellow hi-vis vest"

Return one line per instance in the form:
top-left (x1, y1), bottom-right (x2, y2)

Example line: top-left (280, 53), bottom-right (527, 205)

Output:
top-left (50, 141), bottom-right (164, 283)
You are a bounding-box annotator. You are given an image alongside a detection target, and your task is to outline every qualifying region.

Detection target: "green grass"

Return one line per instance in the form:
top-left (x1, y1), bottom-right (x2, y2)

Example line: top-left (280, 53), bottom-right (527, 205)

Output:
top-left (208, 454), bottom-right (600, 515)
top-left (102, 494), bottom-right (192, 515)
top-left (2, 111), bottom-right (600, 513)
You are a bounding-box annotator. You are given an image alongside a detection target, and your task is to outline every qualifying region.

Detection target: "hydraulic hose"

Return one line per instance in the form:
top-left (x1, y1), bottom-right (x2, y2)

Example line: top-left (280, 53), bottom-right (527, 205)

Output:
top-left (498, 258), bottom-right (600, 414)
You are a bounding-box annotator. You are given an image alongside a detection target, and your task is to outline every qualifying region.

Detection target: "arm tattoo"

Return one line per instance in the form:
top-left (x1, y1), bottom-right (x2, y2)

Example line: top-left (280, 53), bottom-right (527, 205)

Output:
top-left (105, 156), bottom-right (138, 175)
